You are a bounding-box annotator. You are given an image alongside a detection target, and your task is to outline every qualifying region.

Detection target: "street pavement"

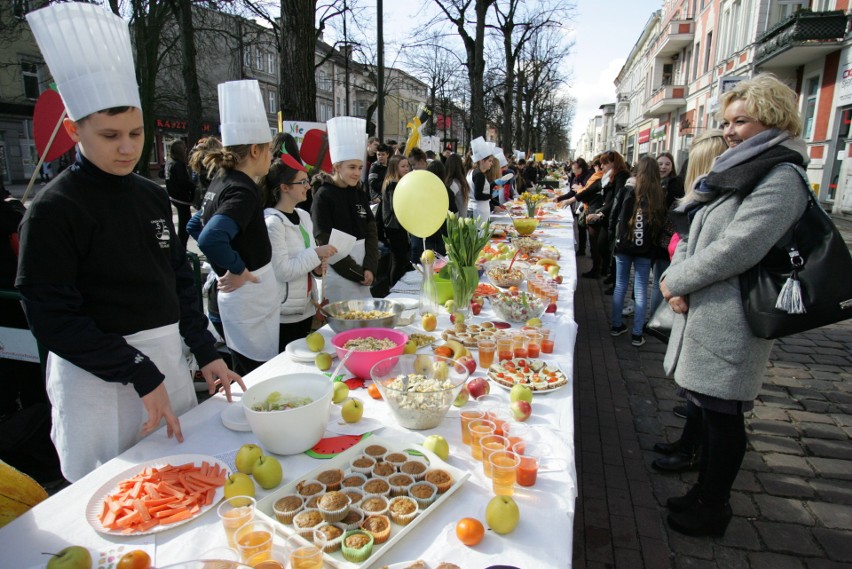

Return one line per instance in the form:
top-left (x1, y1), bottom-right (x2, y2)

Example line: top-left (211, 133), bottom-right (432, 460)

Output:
top-left (571, 250), bottom-right (852, 568)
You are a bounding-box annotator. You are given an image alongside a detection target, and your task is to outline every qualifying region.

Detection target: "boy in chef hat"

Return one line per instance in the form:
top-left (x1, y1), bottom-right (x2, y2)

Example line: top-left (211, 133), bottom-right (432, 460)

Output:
top-left (310, 116), bottom-right (379, 302)
top-left (17, 2), bottom-right (241, 482)
top-left (467, 137), bottom-right (496, 221)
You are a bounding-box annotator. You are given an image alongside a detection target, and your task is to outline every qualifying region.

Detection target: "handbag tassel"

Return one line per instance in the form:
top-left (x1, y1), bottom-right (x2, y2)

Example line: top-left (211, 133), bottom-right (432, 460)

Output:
top-left (775, 270), bottom-right (806, 314)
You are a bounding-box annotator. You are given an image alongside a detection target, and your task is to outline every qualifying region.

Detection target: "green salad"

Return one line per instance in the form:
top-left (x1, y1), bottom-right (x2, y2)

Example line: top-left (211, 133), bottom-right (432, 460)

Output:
top-left (251, 390), bottom-right (313, 412)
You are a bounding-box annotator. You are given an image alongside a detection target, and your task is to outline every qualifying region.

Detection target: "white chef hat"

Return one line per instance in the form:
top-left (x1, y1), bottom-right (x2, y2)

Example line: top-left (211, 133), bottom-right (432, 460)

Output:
top-left (327, 116), bottom-right (367, 164)
top-left (493, 147), bottom-right (508, 167)
top-left (27, 3), bottom-right (140, 121)
top-left (218, 80), bottom-right (272, 147)
top-left (470, 137), bottom-right (494, 162)
top-left (515, 150), bottom-right (526, 161)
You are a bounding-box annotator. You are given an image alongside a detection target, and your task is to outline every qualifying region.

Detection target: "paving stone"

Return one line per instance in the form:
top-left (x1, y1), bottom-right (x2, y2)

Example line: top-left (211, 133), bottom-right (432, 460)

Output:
top-left (751, 407), bottom-right (791, 421)
top-left (717, 516), bottom-right (761, 550)
top-left (836, 415), bottom-right (852, 428)
top-left (640, 536), bottom-right (675, 569)
top-left (675, 557), bottom-right (718, 569)
top-left (760, 395), bottom-right (805, 409)
top-left (769, 376), bottom-right (811, 388)
top-left (810, 370), bottom-right (845, 381)
top-left (800, 423), bottom-right (849, 440)
top-left (749, 420), bottom-right (800, 437)
top-left (781, 337), bottom-right (818, 347)
top-left (809, 502), bottom-right (852, 530)
top-left (750, 434), bottom-right (804, 455)
top-left (747, 552), bottom-right (806, 569)
top-left (613, 548), bottom-right (643, 567)
top-left (813, 355), bottom-right (852, 366)
top-left (803, 438), bottom-right (852, 460)
top-left (754, 521), bottom-right (823, 555)
top-left (801, 380), bottom-right (842, 392)
top-left (773, 360), bottom-right (812, 370)
top-left (763, 453), bottom-right (815, 476)
top-left (789, 410), bottom-right (839, 425)
top-left (712, 546), bottom-right (750, 569)
top-left (811, 479), bottom-right (852, 505)
top-left (790, 387), bottom-right (829, 401)
top-left (730, 491), bottom-right (759, 518)
top-left (806, 560), bottom-right (852, 569)
top-left (806, 458), bottom-right (852, 481)
top-left (827, 393), bottom-right (852, 405)
top-left (814, 347), bottom-right (852, 357)
top-left (810, 364), bottom-right (849, 373)
top-left (731, 470), bottom-right (762, 493)
top-left (610, 514), bottom-right (640, 550)
top-left (758, 473), bottom-right (816, 498)
top-left (774, 353), bottom-right (816, 364)
top-left (783, 344), bottom-right (817, 354)
top-left (762, 384), bottom-right (791, 396)
top-left (801, 400), bottom-right (834, 413)
top-left (813, 528), bottom-right (852, 562)
top-left (771, 366), bottom-right (814, 379)
top-left (740, 451), bottom-right (771, 473)
top-left (754, 495), bottom-right (815, 525)
top-left (668, 529), bottom-right (715, 558)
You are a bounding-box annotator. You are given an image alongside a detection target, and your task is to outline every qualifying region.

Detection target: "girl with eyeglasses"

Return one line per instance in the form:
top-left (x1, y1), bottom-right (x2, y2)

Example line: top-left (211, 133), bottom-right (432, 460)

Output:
top-left (262, 156), bottom-right (337, 350)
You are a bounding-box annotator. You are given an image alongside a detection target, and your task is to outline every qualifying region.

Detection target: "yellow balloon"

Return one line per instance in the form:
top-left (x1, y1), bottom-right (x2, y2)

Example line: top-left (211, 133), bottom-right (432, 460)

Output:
top-left (393, 170), bottom-right (449, 238)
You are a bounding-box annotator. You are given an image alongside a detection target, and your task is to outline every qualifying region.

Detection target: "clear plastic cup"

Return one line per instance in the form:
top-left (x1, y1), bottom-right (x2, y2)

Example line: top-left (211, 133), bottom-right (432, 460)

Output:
top-left (513, 441), bottom-right (552, 487)
top-left (234, 519), bottom-right (274, 564)
top-left (467, 418), bottom-right (496, 460)
top-left (287, 529), bottom-right (326, 569)
top-left (217, 496), bottom-right (257, 549)
top-left (460, 409), bottom-right (485, 445)
top-left (477, 339), bottom-right (496, 368)
top-left (489, 450), bottom-right (520, 496)
top-left (479, 434), bottom-right (510, 477)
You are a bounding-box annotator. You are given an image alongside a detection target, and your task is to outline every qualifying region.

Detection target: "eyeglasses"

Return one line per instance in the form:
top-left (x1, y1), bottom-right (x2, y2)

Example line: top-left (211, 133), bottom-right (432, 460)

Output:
top-left (287, 179), bottom-right (311, 187)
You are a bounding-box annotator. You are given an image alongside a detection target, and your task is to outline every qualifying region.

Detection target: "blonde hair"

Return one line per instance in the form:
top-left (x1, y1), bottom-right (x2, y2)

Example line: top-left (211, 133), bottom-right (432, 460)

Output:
top-left (680, 129), bottom-right (729, 204)
top-left (717, 73), bottom-right (803, 137)
top-left (487, 157), bottom-right (501, 183)
top-left (202, 143), bottom-right (269, 179)
top-left (188, 137), bottom-right (222, 175)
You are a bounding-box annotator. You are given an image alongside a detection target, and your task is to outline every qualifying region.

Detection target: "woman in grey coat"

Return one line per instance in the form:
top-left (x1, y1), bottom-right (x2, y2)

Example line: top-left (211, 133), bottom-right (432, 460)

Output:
top-left (660, 74), bottom-right (810, 537)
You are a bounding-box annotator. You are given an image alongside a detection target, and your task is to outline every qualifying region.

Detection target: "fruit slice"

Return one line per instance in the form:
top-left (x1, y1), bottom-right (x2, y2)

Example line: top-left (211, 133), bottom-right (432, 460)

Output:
top-left (305, 434), bottom-right (372, 459)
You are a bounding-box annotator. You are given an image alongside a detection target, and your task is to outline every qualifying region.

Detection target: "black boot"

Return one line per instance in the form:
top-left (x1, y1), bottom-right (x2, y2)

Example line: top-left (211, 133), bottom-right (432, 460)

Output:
top-left (666, 485), bottom-right (701, 513)
top-left (653, 440), bottom-right (682, 455)
top-left (652, 450), bottom-right (700, 473)
top-left (667, 499), bottom-right (732, 538)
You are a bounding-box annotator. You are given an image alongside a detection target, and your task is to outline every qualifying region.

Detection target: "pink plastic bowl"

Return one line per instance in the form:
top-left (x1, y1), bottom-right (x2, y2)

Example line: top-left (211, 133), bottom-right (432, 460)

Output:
top-left (331, 327), bottom-right (409, 379)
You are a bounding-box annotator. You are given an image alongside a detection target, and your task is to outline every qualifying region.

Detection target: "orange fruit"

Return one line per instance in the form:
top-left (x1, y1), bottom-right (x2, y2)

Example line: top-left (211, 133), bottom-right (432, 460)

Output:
top-left (117, 550), bottom-right (152, 569)
top-left (456, 517), bottom-right (485, 546)
top-left (367, 383), bottom-right (382, 400)
top-left (508, 286), bottom-right (519, 293)
top-left (434, 346), bottom-right (454, 358)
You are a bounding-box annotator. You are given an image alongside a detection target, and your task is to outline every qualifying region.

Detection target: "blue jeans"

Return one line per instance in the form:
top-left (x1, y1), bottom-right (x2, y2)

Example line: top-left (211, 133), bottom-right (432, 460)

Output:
top-left (612, 254), bottom-right (652, 335)
top-left (649, 257), bottom-right (671, 315)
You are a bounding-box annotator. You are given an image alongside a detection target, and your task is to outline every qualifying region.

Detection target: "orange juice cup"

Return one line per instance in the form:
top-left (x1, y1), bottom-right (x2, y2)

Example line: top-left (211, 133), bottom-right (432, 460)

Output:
top-left (525, 332), bottom-right (543, 358)
top-left (287, 529), bottom-right (326, 569)
top-left (467, 419), bottom-right (496, 460)
top-left (246, 544), bottom-right (288, 569)
top-left (502, 421), bottom-right (537, 448)
top-left (511, 332), bottom-right (528, 359)
top-left (496, 335), bottom-right (513, 362)
top-left (235, 519), bottom-right (274, 564)
top-left (477, 339), bottom-right (496, 369)
top-left (486, 405), bottom-right (512, 437)
top-left (513, 441), bottom-right (552, 487)
top-left (217, 496), bottom-right (256, 548)
top-left (489, 450), bottom-right (520, 496)
top-left (475, 395), bottom-right (502, 419)
top-left (479, 434), bottom-right (510, 477)
top-left (540, 328), bottom-right (554, 354)
top-left (460, 409), bottom-right (485, 445)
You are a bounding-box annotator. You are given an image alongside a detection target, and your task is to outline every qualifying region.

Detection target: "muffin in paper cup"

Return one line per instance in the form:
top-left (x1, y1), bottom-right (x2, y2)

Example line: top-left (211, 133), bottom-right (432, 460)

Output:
top-left (272, 493), bottom-right (304, 524)
top-left (341, 487), bottom-right (365, 507)
top-left (399, 459), bottom-right (429, 481)
top-left (359, 494), bottom-right (389, 517)
top-left (384, 451), bottom-right (408, 469)
top-left (387, 495), bottom-right (419, 526)
top-left (339, 506), bottom-right (366, 531)
top-left (316, 522), bottom-right (347, 553)
top-left (407, 481), bottom-right (438, 509)
top-left (316, 468), bottom-right (345, 491)
top-left (350, 454), bottom-right (377, 476)
top-left (361, 477), bottom-right (391, 497)
top-left (341, 530), bottom-right (374, 563)
top-left (371, 461), bottom-right (397, 479)
top-left (341, 471), bottom-right (368, 489)
top-left (295, 479), bottom-right (327, 498)
top-left (387, 473), bottom-right (414, 497)
top-left (423, 468), bottom-right (454, 493)
top-left (304, 495), bottom-right (321, 509)
top-left (364, 444), bottom-right (389, 463)
top-left (317, 491), bottom-right (351, 523)
top-left (359, 514), bottom-right (392, 544)
top-left (292, 508), bottom-right (324, 537)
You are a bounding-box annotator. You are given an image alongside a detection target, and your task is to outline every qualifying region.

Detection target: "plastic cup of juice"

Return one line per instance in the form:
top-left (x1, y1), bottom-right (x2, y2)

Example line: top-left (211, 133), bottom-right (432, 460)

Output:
top-left (217, 496), bottom-right (256, 548)
top-left (460, 409), bottom-right (485, 445)
top-left (287, 529), bottom-right (326, 569)
top-left (513, 441), bottom-right (552, 487)
top-left (502, 421), bottom-right (539, 448)
top-left (235, 519), bottom-right (274, 564)
top-left (525, 332), bottom-right (543, 358)
top-left (511, 332), bottom-right (528, 359)
top-left (477, 339), bottom-right (496, 369)
top-left (485, 405), bottom-right (512, 437)
top-left (467, 419), bottom-right (496, 460)
top-left (479, 434), bottom-right (510, 477)
top-left (489, 450), bottom-right (521, 496)
top-left (496, 335), bottom-right (513, 362)
top-left (246, 544), bottom-right (288, 569)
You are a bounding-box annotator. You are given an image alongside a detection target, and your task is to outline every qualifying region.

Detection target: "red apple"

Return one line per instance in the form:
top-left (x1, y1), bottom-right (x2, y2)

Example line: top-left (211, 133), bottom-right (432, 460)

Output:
top-left (466, 377), bottom-right (491, 399)
top-left (546, 303), bottom-right (557, 313)
top-left (554, 275), bottom-right (563, 284)
top-left (471, 302), bottom-right (482, 316)
top-left (511, 400), bottom-right (532, 421)
top-left (457, 355), bottom-right (477, 374)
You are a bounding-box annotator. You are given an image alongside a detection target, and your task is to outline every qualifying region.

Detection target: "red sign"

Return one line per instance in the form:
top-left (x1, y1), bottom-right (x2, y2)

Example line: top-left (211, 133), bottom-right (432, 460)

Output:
top-left (638, 129), bottom-right (651, 144)
top-left (436, 114), bottom-right (453, 130)
top-left (156, 117), bottom-right (215, 133)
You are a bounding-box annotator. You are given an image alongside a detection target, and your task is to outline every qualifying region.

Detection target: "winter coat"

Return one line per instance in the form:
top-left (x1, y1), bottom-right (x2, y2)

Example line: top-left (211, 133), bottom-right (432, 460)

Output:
top-left (264, 207), bottom-right (321, 323)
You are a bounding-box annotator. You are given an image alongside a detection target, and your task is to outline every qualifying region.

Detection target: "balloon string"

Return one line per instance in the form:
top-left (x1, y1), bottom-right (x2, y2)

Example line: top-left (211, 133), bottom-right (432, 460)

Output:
top-left (22, 108), bottom-right (67, 204)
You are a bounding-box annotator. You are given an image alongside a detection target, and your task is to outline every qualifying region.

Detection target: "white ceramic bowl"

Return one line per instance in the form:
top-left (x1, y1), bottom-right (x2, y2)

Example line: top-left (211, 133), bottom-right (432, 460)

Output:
top-left (242, 373), bottom-right (333, 455)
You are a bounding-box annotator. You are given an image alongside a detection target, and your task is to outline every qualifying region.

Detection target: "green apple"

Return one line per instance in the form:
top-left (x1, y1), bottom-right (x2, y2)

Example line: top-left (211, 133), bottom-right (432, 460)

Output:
top-left (413, 354), bottom-right (432, 375)
top-left (444, 299), bottom-right (456, 313)
top-left (525, 317), bottom-right (542, 328)
top-left (403, 340), bottom-right (417, 354)
top-left (223, 472), bottom-right (255, 503)
top-left (235, 443), bottom-right (263, 474)
top-left (510, 383), bottom-right (533, 403)
top-left (420, 249), bottom-right (436, 264)
top-left (453, 387), bottom-right (470, 407)
top-left (423, 434), bottom-right (450, 460)
top-left (432, 361), bottom-right (450, 381)
top-left (341, 398), bottom-right (364, 423)
top-left (315, 352), bottom-right (333, 371)
top-left (332, 381), bottom-right (350, 404)
top-left (46, 546), bottom-right (92, 569)
top-left (485, 495), bottom-right (520, 534)
top-left (305, 332), bottom-right (325, 352)
top-left (252, 455), bottom-right (283, 489)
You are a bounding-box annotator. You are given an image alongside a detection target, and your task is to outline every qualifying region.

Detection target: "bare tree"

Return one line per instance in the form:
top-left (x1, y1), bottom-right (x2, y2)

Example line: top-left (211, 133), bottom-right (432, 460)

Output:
top-left (166, 0), bottom-right (203, 149)
top-left (401, 33), bottom-right (465, 137)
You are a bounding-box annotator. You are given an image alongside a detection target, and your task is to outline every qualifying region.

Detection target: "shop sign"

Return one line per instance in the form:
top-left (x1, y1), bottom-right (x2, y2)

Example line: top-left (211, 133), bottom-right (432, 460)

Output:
top-left (638, 129), bottom-right (651, 144)
top-left (651, 124), bottom-right (667, 140)
top-left (837, 59), bottom-right (852, 106)
top-left (156, 117), bottom-right (215, 133)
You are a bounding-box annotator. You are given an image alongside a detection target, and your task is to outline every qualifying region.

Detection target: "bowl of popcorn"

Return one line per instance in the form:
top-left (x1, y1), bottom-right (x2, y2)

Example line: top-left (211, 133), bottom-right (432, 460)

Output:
top-left (322, 299), bottom-right (405, 333)
top-left (370, 354), bottom-right (469, 430)
top-left (331, 327), bottom-right (409, 379)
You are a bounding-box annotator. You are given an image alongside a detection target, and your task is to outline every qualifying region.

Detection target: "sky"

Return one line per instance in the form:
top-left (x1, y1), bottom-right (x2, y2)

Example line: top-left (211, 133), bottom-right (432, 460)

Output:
top-left (340, 0), bottom-right (665, 149)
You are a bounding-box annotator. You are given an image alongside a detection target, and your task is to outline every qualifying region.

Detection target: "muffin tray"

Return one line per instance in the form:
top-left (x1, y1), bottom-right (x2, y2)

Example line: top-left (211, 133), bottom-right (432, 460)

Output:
top-left (256, 436), bottom-right (470, 569)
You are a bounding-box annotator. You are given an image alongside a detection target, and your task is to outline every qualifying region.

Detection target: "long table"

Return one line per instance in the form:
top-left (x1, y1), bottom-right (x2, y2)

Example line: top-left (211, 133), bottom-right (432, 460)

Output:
top-left (0, 208), bottom-right (578, 569)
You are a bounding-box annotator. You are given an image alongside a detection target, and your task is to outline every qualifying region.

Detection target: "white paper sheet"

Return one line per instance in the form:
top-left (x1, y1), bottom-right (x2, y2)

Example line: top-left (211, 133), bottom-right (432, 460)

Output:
top-left (327, 228), bottom-right (356, 264)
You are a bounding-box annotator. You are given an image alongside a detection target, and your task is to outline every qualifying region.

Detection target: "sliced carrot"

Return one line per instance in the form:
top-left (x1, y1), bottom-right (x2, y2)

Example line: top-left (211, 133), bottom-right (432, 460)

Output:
top-left (159, 508), bottom-right (192, 525)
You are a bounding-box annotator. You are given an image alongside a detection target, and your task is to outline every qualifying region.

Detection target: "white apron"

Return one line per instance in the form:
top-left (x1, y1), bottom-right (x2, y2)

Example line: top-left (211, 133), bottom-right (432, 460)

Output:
top-left (218, 262), bottom-right (280, 362)
top-left (46, 322), bottom-right (196, 482)
top-left (474, 200), bottom-right (492, 223)
top-left (324, 239), bottom-right (371, 303)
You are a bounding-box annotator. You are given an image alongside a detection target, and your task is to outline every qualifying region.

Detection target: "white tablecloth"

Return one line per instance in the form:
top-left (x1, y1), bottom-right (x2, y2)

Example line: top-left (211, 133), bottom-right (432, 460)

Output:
top-left (0, 210), bottom-right (578, 569)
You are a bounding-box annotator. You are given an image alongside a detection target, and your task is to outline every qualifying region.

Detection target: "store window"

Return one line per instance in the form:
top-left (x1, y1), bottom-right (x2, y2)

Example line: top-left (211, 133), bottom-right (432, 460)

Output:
top-left (804, 77), bottom-right (819, 140)
top-left (21, 61), bottom-right (40, 100)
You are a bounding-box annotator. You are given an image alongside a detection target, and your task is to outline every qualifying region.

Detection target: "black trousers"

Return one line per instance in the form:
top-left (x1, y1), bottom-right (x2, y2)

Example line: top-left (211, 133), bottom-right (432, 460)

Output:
top-left (385, 227), bottom-right (412, 287)
top-left (174, 202), bottom-right (191, 249)
top-left (278, 317), bottom-right (314, 352)
top-left (697, 407), bottom-right (747, 505)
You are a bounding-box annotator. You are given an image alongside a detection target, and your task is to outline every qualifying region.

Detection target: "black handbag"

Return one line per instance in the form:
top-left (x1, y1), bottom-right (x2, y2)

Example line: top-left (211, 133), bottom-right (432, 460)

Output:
top-left (646, 302), bottom-right (674, 343)
top-left (739, 165), bottom-right (852, 339)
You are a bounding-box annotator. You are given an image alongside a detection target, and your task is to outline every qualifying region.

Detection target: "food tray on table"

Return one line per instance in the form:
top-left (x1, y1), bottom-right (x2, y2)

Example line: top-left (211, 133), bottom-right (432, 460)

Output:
top-left (487, 358), bottom-right (568, 393)
top-left (256, 436), bottom-right (470, 569)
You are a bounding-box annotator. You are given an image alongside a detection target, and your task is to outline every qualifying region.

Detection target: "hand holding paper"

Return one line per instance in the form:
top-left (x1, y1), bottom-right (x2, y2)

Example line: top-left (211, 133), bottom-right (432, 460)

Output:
top-left (327, 228), bottom-right (356, 264)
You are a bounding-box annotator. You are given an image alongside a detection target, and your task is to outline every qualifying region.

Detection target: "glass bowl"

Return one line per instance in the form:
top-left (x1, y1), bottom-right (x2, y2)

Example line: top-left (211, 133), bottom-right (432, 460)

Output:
top-left (512, 217), bottom-right (539, 235)
top-left (370, 354), bottom-right (469, 430)
top-left (490, 292), bottom-right (548, 323)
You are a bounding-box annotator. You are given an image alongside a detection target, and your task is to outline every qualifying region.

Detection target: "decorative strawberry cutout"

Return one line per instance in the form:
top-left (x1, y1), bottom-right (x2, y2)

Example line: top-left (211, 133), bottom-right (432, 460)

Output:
top-left (344, 377), bottom-right (366, 390)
